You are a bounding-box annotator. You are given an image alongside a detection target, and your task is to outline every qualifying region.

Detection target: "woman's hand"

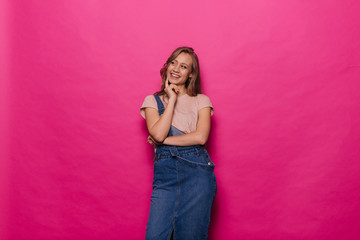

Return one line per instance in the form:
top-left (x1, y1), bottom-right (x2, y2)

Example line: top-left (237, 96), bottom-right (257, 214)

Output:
top-left (164, 79), bottom-right (179, 101)
top-left (147, 135), bottom-right (162, 148)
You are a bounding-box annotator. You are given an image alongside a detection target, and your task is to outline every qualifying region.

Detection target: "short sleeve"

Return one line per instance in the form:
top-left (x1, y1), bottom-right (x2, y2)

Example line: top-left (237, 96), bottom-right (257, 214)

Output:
top-left (140, 95), bottom-right (157, 118)
top-left (198, 94), bottom-right (214, 116)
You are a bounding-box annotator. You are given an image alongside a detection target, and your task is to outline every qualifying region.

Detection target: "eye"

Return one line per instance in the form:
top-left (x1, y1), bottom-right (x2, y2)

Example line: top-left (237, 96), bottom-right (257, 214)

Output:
top-left (181, 65), bottom-right (187, 69)
top-left (171, 61), bottom-right (176, 65)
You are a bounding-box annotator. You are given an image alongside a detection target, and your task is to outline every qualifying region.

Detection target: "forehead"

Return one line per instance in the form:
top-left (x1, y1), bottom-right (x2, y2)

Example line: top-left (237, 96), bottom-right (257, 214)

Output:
top-left (174, 52), bottom-right (192, 65)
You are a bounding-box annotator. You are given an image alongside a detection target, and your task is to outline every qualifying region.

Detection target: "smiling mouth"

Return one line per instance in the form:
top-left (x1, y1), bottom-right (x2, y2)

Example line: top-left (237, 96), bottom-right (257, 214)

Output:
top-left (171, 73), bottom-right (181, 79)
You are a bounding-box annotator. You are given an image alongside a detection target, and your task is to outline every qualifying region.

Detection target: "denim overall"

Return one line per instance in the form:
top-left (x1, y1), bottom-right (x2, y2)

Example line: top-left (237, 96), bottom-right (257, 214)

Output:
top-left (145, 95), bottom-right (217, 240)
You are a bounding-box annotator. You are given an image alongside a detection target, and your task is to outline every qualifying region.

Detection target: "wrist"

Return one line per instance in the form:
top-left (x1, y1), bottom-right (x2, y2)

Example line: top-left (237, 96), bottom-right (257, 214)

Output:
top-left (168, 97), bottom-right (177, 104)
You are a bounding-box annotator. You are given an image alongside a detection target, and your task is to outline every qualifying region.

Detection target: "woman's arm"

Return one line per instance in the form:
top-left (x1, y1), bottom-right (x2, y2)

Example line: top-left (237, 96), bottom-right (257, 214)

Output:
top-left (162, 107), bottom-right (212, 146)
top-left (144, 99), bottom-right (176, 143)
top-left (144, 79), bottom-right (180, 143)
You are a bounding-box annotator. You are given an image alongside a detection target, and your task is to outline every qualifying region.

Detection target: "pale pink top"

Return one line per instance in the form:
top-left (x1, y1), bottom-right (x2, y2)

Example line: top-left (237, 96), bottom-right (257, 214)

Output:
top-left (140, 94), bottom-right (214, 133)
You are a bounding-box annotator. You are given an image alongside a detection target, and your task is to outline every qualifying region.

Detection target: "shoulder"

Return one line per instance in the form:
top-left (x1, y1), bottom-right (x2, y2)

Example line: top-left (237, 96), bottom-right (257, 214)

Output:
top-left (196, 94), bottom-right (212, 105)
top-left (142, 94), bottom-right (159, 106)
top-left (140, 95), bottom-right (157, 118)
top-left (195, 94), bottom-right (214, 115)
top-left (144, 94), bottom-right (155, 101)
top-left (196, 93), bottom-right (211, 101)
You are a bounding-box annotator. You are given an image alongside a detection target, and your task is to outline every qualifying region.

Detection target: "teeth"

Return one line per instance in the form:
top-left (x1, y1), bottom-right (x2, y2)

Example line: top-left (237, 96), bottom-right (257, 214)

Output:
top-left (171, 73), bottom-right (180, 78)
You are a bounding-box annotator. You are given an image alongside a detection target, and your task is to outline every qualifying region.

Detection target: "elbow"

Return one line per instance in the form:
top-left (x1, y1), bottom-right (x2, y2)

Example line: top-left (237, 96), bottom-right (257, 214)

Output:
top-left (151, 133), bottom-right (166, 144)
top-left (198, 134), bottom-right (208, 145)
top-left (149, 128), bottom-right (167, 143)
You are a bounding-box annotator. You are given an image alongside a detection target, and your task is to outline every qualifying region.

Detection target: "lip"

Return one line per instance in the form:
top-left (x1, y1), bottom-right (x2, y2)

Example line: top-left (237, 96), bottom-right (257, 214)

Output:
top-left (170, 73), bottom-right (181, 78)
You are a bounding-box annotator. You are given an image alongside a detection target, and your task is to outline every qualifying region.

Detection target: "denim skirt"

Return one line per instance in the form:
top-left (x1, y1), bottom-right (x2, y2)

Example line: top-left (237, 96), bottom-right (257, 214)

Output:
top-left (145, 145), bottom-right (217, 240)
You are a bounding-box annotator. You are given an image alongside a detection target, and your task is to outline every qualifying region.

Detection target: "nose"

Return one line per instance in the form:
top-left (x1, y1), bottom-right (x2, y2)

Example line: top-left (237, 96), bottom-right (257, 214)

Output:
top-left (174, 64), bottom-right (180, 72)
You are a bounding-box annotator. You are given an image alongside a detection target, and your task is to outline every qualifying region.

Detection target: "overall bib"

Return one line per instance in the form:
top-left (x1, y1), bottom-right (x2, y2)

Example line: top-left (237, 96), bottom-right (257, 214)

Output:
top-left (145, 95), bottom-right (217, 240)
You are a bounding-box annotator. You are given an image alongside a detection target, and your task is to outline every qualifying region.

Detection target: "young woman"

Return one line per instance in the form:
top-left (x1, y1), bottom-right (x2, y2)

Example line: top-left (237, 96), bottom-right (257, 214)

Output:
top-left (140, 47), bottom-right (216, 240)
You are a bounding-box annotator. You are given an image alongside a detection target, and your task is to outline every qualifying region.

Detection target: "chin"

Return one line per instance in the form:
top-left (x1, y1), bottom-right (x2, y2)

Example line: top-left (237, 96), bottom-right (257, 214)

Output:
top-left (169, 78), bottom-right (185, 85)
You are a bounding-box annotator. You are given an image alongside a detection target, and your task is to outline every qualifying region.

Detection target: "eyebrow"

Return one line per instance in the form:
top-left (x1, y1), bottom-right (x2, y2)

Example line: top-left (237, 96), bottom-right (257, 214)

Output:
top-left (173, 59), bottom-right (190, 67)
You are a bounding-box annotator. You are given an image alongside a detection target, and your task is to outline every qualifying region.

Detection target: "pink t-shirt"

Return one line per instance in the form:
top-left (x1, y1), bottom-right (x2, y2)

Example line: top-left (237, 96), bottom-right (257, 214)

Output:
top-left (140, 94), bottom-right (214, 134)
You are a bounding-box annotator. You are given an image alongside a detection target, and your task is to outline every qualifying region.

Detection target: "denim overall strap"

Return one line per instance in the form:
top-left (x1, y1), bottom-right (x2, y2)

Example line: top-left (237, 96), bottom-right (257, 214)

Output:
top-left (153, 95), bottom-right (165, 115)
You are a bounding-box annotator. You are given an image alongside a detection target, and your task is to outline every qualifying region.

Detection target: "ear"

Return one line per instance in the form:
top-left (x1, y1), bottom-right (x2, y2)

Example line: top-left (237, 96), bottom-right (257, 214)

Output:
top-left (189, 73), bottom-right (193, 79)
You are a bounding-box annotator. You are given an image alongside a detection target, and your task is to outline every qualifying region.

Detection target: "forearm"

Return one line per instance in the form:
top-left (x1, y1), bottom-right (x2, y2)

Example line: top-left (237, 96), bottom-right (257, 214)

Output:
top-left (162, 107), bottom-right (212, 146)
top-left (163, 131), bottom-right (208, 146)
top-left (148, 98), bottom-right (176, 142)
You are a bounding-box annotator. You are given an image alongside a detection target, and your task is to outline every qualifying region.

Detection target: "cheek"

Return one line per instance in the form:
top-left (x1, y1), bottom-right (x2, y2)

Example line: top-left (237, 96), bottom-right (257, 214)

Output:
top-left (166, 68), bottom-right (172, 75)
top-left (182, 69), bottom-right (190, 77)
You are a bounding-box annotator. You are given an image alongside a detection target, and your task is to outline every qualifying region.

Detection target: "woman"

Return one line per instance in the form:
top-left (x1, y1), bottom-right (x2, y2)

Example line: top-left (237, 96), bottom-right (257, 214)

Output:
top-left (140, 47), bottom-right (216, 240)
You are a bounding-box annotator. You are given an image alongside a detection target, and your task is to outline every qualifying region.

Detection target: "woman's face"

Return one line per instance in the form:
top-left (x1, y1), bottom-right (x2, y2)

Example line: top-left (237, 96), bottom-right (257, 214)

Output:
top-left (166, 52), bottom-right (193, 86)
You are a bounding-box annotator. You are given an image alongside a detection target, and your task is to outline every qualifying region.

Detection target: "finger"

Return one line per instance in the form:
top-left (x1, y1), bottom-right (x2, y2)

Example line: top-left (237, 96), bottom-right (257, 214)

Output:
top-left (165, 79), bottom-right (169, 89)
top-left (168, 84), bottom-right (177, 91)
top-left (166, 84), bottom-right (175, 94)
top-left (148, 136), bottom-right (155, 143)
top-left (171, 85), bottom-right (179, 93)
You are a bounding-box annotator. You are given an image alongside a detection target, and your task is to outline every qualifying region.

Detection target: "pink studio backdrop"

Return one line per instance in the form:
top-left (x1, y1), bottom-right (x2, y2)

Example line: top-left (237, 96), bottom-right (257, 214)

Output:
top-left (1, 0), bottom-right (360, 239)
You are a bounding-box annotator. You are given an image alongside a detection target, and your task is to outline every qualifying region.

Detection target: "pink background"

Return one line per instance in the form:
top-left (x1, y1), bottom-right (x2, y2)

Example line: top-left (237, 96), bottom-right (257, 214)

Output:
top-left (1, 0), bottom-right (360, 239)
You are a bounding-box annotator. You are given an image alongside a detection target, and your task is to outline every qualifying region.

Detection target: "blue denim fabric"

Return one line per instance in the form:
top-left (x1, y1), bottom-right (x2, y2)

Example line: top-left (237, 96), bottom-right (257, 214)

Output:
top-left (145, 95), bottom-right (217, 239)
top-left (145, 145), bottom-right (217, 240)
